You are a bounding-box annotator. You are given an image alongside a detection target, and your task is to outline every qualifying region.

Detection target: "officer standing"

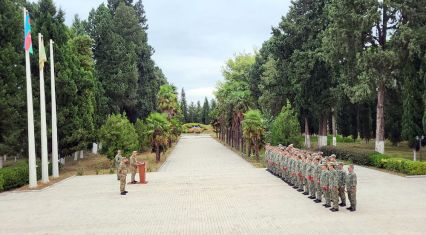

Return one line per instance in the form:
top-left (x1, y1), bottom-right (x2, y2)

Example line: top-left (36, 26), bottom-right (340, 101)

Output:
top-left (118, 158), bottom-right (129, 195)
top-left (114, 150), bottom-right (123, 180)
top-left (346, 164), bottom-right (357, 211)
top-left (130, 151), bottom-right (138, 184)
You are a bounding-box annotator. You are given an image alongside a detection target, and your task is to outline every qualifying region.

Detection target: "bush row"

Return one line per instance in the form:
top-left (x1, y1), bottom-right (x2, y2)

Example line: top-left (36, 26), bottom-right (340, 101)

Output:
top-left (320, 146), bottom-right (426, 175)
top-left (181, 123), bottom-right (210, 133)
top-left (0, 161), bottom-right (52, 192)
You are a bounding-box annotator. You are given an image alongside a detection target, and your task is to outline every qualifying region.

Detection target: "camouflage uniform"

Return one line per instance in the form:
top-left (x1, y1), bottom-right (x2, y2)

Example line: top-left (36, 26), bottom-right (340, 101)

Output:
top-left (118, 159), bottom-right (128, 193)
top-left (328, 166), bottom-right (339, 210)
top-left (315, 161), bottom-right (323, 201)
top-left (337, 164), bottom-right (347, 205)
top-left (320, 166), bottom-right (330, 206)
top-left (114, 152), bottom-right (122, 180)
top-left (130, 154), bottom-right (138, 183)
top-left (346, 171), bottom-right (357, 210)
top-left (309, 161), bottom-right (316, 198)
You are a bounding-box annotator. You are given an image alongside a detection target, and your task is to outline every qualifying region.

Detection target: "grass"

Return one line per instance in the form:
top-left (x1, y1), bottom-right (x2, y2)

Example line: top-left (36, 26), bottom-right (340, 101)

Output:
top-left (308, 138), bottom-right (426, 161)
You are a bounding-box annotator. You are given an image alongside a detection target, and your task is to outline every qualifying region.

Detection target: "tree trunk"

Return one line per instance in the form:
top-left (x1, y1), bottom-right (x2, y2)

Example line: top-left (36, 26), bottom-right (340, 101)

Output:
top-left (304, 117), bottom-right (311, 149)
top-left (318, 115), bottom-right (328, 149)
top-left (332, 108), bottom-right (337, 146)
top-left (155, 142), bottom-right (161, 162)
top-left (375, 82), bottom-right (385, 154)
top-left (413, 149), bottom-right (417, 161)
top-left (254, 138), bottom-right (259, 162)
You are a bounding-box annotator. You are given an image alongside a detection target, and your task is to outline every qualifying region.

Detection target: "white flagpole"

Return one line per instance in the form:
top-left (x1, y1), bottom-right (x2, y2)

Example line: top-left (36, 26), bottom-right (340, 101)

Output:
top-left (24, 8), bottom-right (37, 188)
top-left (50, 39), bottom-right (59, 178)
top-left (39, 33), bottom-right (49, 184)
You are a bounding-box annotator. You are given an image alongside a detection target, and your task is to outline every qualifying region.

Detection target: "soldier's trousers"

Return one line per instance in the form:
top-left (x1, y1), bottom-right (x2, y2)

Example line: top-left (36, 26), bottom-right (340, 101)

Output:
top-left (120, 174), bottom-right (126, 192)
top-left (116, 167), bottom-right (120, 180)
top-left (347, 188), bottom-right (357, 209)
top-left (298, 176), bottom-right (303, 190)
top-left (316, 183), bottom-right (322, 200)
top-left (309, 180), bottom-right (315, 196)
top-left (303, 178), bottom-right (308, 192)
top-left (131, 171), bottom-right (136, 182)
top-left (324, 189), bottom-right (331, 205)
top-left (338, 186), bottom-right (346, 204)
top-left (331, 188), bottom-right (339, 210)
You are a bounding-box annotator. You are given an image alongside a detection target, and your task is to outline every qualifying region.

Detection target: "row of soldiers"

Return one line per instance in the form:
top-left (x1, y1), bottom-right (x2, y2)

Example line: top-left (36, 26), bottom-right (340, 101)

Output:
top-left (265, 144), bottom-right (357, 212)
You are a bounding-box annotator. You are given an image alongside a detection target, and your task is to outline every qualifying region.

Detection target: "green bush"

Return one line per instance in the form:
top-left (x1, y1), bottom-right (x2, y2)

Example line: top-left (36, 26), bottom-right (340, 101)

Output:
top-left (99, 114), bottom-right (139, 159)
top-left (0, 161), bottom-right (28, 191)
top-left (369, 153), bottom-right (390, 168)
top-left (320, 146), bottom-right (426, 175)
top-left (0, 174), bottom-right (4, 192)
top-left (270, 102), bottom-right (302, 147)
top-left (320, 146), bottom-right (372, 165)
top-left (181, 123), bottom-right (210, 133)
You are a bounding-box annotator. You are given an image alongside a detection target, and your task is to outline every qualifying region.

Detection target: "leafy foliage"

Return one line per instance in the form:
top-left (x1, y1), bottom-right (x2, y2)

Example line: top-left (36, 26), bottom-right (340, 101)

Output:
top-left (270, 102), bottom-right (301, 147)
top-left (99, 114), bottom-right (139, 159)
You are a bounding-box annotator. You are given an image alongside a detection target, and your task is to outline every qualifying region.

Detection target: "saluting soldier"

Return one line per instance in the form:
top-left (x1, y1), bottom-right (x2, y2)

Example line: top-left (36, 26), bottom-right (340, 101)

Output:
top-left (346, 164), bottom-right (357, 212)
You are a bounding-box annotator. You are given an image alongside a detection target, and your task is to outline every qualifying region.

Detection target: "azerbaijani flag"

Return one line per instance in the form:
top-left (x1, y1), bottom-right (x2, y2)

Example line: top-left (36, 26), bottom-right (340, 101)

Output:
top-left (24, 10), bottom-right (33, 54)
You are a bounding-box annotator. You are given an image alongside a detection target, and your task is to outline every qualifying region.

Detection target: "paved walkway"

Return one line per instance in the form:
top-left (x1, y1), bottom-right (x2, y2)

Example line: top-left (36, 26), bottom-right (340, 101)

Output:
top-left (1, 134), bottom-right (426, 234)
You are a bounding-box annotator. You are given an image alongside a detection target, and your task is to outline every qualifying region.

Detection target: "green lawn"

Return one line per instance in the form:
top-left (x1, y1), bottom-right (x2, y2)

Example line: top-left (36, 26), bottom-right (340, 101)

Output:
top-left (309, 139), bottom-right (426, 162)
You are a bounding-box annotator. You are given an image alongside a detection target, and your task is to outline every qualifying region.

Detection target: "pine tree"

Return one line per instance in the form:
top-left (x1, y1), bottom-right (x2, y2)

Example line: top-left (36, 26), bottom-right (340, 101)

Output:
top-left (201, 97), bottom-right (210, 124)
top-left (0, 0), bottom-right (27, 156)
top-left (180, 88), bottom-right (188, 123)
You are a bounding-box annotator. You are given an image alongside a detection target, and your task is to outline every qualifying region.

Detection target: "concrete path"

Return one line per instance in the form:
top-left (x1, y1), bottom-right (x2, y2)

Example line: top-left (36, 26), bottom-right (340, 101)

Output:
top-left (1, 134), bottom-right (425, 234)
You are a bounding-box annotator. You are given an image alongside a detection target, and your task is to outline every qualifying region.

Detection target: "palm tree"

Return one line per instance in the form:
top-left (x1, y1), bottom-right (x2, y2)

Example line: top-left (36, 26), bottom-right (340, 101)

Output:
top-left (242, 109), bottom-right (265, 161)
top-left (146, 112), bottom-right (171, 162)
top-left (157, 85), bottom-right (178, 120)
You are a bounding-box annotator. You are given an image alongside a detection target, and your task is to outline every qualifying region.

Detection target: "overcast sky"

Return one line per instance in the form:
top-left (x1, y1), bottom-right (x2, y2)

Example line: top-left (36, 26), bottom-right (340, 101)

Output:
top-left (35, 0), bottom-right (291, 103)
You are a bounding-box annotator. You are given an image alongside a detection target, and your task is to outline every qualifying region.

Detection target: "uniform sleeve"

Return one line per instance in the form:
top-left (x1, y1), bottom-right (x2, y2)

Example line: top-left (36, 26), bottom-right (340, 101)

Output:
top-left (353, 174), bottom-right (357, 186)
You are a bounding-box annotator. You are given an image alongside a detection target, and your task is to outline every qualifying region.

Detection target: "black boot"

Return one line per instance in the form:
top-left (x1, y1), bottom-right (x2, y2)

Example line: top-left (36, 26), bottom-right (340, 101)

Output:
top-left (350, 208), bottom-right (356, 212)
top-left (325, 204), bottom-right (331, 208)
top-left (120, 192), bottom-right (126, 195)
top-left (330, 208), bottom-right (338, 212)
top-left (346, 207), bottom-right (352, 210)
top-left (303, 192), bottom-right (309, 195)
top-left (339, 203), bottom-right (346, 207)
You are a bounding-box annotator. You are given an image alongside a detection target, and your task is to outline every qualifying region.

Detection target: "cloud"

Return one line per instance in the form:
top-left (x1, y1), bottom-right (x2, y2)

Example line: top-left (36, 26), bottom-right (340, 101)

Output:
top-left (185, 87), bottom-right (216, 103)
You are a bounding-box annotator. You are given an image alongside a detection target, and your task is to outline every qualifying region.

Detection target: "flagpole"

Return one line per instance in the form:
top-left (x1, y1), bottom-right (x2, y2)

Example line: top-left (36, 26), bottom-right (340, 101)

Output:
top-left (39, 33), bottom-right (49, 184)
top-left (50, 39), bottom-right (59, 178)
top-left (24, 8), bottom-right (37, 189)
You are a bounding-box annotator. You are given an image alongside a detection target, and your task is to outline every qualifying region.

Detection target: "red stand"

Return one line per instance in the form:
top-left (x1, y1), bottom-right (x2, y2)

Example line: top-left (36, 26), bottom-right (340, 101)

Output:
top-left (137, 161), bottom-right (147, 184)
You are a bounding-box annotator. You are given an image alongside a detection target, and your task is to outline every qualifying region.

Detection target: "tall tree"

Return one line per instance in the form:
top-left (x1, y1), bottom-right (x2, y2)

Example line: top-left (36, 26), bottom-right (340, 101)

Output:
top-left (0, 0), bottom-right (27, 156)
top-left (180, 88), bottom-right (188, 123)
top-left (201, 97), bottom-right (210, 124)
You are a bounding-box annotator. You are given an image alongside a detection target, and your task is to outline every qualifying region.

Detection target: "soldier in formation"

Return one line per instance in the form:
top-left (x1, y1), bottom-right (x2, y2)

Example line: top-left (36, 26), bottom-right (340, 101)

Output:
top-left (265, 144), bottom-right (357, 212)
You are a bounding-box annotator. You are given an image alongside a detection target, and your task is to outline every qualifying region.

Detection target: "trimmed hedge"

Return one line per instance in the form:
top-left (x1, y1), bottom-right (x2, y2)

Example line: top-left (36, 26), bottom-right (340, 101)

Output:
top-left (320, 146), bottom-right (426, 175)
top-left (321, 146), bottom-right (372, 166)
top-left (0, 160), bottom-right (52, 192)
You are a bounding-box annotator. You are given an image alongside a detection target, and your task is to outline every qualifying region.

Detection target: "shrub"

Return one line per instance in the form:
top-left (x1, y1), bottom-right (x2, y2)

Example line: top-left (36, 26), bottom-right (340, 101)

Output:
top-left (0, 161), bottom-right (29, 191)
top-left (321, 146), bottom-right (426, 175)
top-left (270, 102), bottom-right (301, 147)
top-left (320, 146), bottom-right (372, 165)
top-left (99, 114), bottom-right (139, 159)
